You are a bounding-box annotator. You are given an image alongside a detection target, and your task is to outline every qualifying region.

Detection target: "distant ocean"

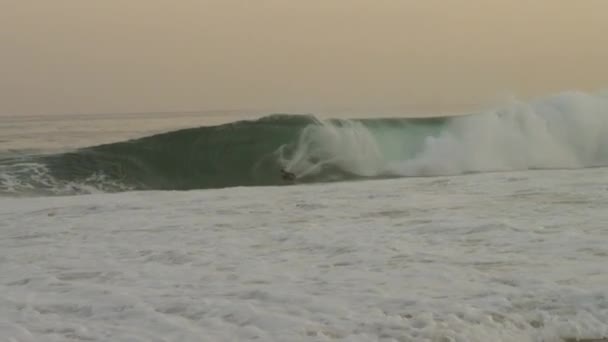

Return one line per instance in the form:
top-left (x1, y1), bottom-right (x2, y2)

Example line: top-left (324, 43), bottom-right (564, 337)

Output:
top-left (1, 90), bottom-right (608, 341)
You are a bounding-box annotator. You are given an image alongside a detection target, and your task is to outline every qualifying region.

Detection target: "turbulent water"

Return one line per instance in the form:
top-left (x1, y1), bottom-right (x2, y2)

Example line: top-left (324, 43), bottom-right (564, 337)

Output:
top-left (2, 90), bottom-right (608, 196)
top-left (2, 90), bottom-right (608, 341)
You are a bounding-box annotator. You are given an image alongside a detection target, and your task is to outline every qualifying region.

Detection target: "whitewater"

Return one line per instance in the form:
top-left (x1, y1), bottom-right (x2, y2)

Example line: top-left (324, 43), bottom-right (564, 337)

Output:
top-left (1, 90), bottom-right (608, 341)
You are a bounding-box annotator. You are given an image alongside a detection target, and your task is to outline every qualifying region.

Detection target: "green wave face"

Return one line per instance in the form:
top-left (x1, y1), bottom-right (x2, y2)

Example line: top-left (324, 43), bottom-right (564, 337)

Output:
top-left (46, 114), bottom-right (447, 190)
top-left (44, 114), bottom-right (328, 191)
top-left (0, 114), bottom-right (446, 195)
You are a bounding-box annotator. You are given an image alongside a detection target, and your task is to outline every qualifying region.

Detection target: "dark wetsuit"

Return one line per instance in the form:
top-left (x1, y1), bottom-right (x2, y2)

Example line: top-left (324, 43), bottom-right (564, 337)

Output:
top-left (280, 169), bottom-right (296, 182)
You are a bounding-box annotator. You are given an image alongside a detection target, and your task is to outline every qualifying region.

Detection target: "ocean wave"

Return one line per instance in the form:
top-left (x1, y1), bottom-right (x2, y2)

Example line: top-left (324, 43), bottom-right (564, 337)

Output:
top-left (2, 90), bottom-right (608, 195)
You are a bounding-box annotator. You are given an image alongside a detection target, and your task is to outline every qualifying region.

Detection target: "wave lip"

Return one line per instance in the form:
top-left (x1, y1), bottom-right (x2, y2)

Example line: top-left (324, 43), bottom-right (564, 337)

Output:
top-left (1, 90), bottom-right (608, 196)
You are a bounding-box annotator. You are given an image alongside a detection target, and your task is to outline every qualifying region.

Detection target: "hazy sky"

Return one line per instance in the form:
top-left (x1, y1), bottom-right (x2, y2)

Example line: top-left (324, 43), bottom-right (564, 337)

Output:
top-left (1, 0), bottom-right (606, 116)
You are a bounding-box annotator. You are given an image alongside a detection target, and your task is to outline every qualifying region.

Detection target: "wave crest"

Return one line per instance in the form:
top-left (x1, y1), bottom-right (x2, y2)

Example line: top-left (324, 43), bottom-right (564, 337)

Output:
top-left (2, 90), bottom-right (607, 195)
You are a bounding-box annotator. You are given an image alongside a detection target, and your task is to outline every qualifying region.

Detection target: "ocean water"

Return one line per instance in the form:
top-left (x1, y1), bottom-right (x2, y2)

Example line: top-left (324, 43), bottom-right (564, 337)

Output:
top-left (1, 91), bottom-right (608, 341)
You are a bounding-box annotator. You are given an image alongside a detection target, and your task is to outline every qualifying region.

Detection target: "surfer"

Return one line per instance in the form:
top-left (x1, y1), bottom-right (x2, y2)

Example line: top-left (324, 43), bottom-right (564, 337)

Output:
top-left (280, 168), bottom-right (296, 182)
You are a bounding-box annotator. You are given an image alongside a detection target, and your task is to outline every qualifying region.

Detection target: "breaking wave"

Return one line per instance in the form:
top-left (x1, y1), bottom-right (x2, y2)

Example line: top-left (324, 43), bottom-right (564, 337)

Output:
top-left (1, 90), bottom-right (608, 196)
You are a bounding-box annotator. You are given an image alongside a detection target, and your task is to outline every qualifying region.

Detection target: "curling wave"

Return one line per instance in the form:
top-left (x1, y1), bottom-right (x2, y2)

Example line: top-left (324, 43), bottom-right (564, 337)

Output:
top-left (1, 90), bottom-right (607, 195)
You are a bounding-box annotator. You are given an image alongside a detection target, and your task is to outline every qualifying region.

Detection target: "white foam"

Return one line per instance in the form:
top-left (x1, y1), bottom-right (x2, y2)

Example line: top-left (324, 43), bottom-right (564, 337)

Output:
top-left (393, 91), bottom-right (608, 176)
top-left (0, 161), bottom-right (133, 196)
top-left (1, 167), bottom-right (608, 341)
top-left (277, 119), bottom-right (386, 177)
top-left (282, 91), bottom-right (608, 178)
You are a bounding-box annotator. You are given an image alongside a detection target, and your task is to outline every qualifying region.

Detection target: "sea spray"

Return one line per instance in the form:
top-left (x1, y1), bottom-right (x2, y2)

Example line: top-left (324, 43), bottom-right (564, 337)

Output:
top-left (385, 91), bottom-right (608, 176)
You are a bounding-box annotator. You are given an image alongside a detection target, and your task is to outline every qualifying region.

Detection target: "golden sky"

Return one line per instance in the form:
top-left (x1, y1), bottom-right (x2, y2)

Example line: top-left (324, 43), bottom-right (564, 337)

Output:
top-left (1, 0), bottom-right (606, 116)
